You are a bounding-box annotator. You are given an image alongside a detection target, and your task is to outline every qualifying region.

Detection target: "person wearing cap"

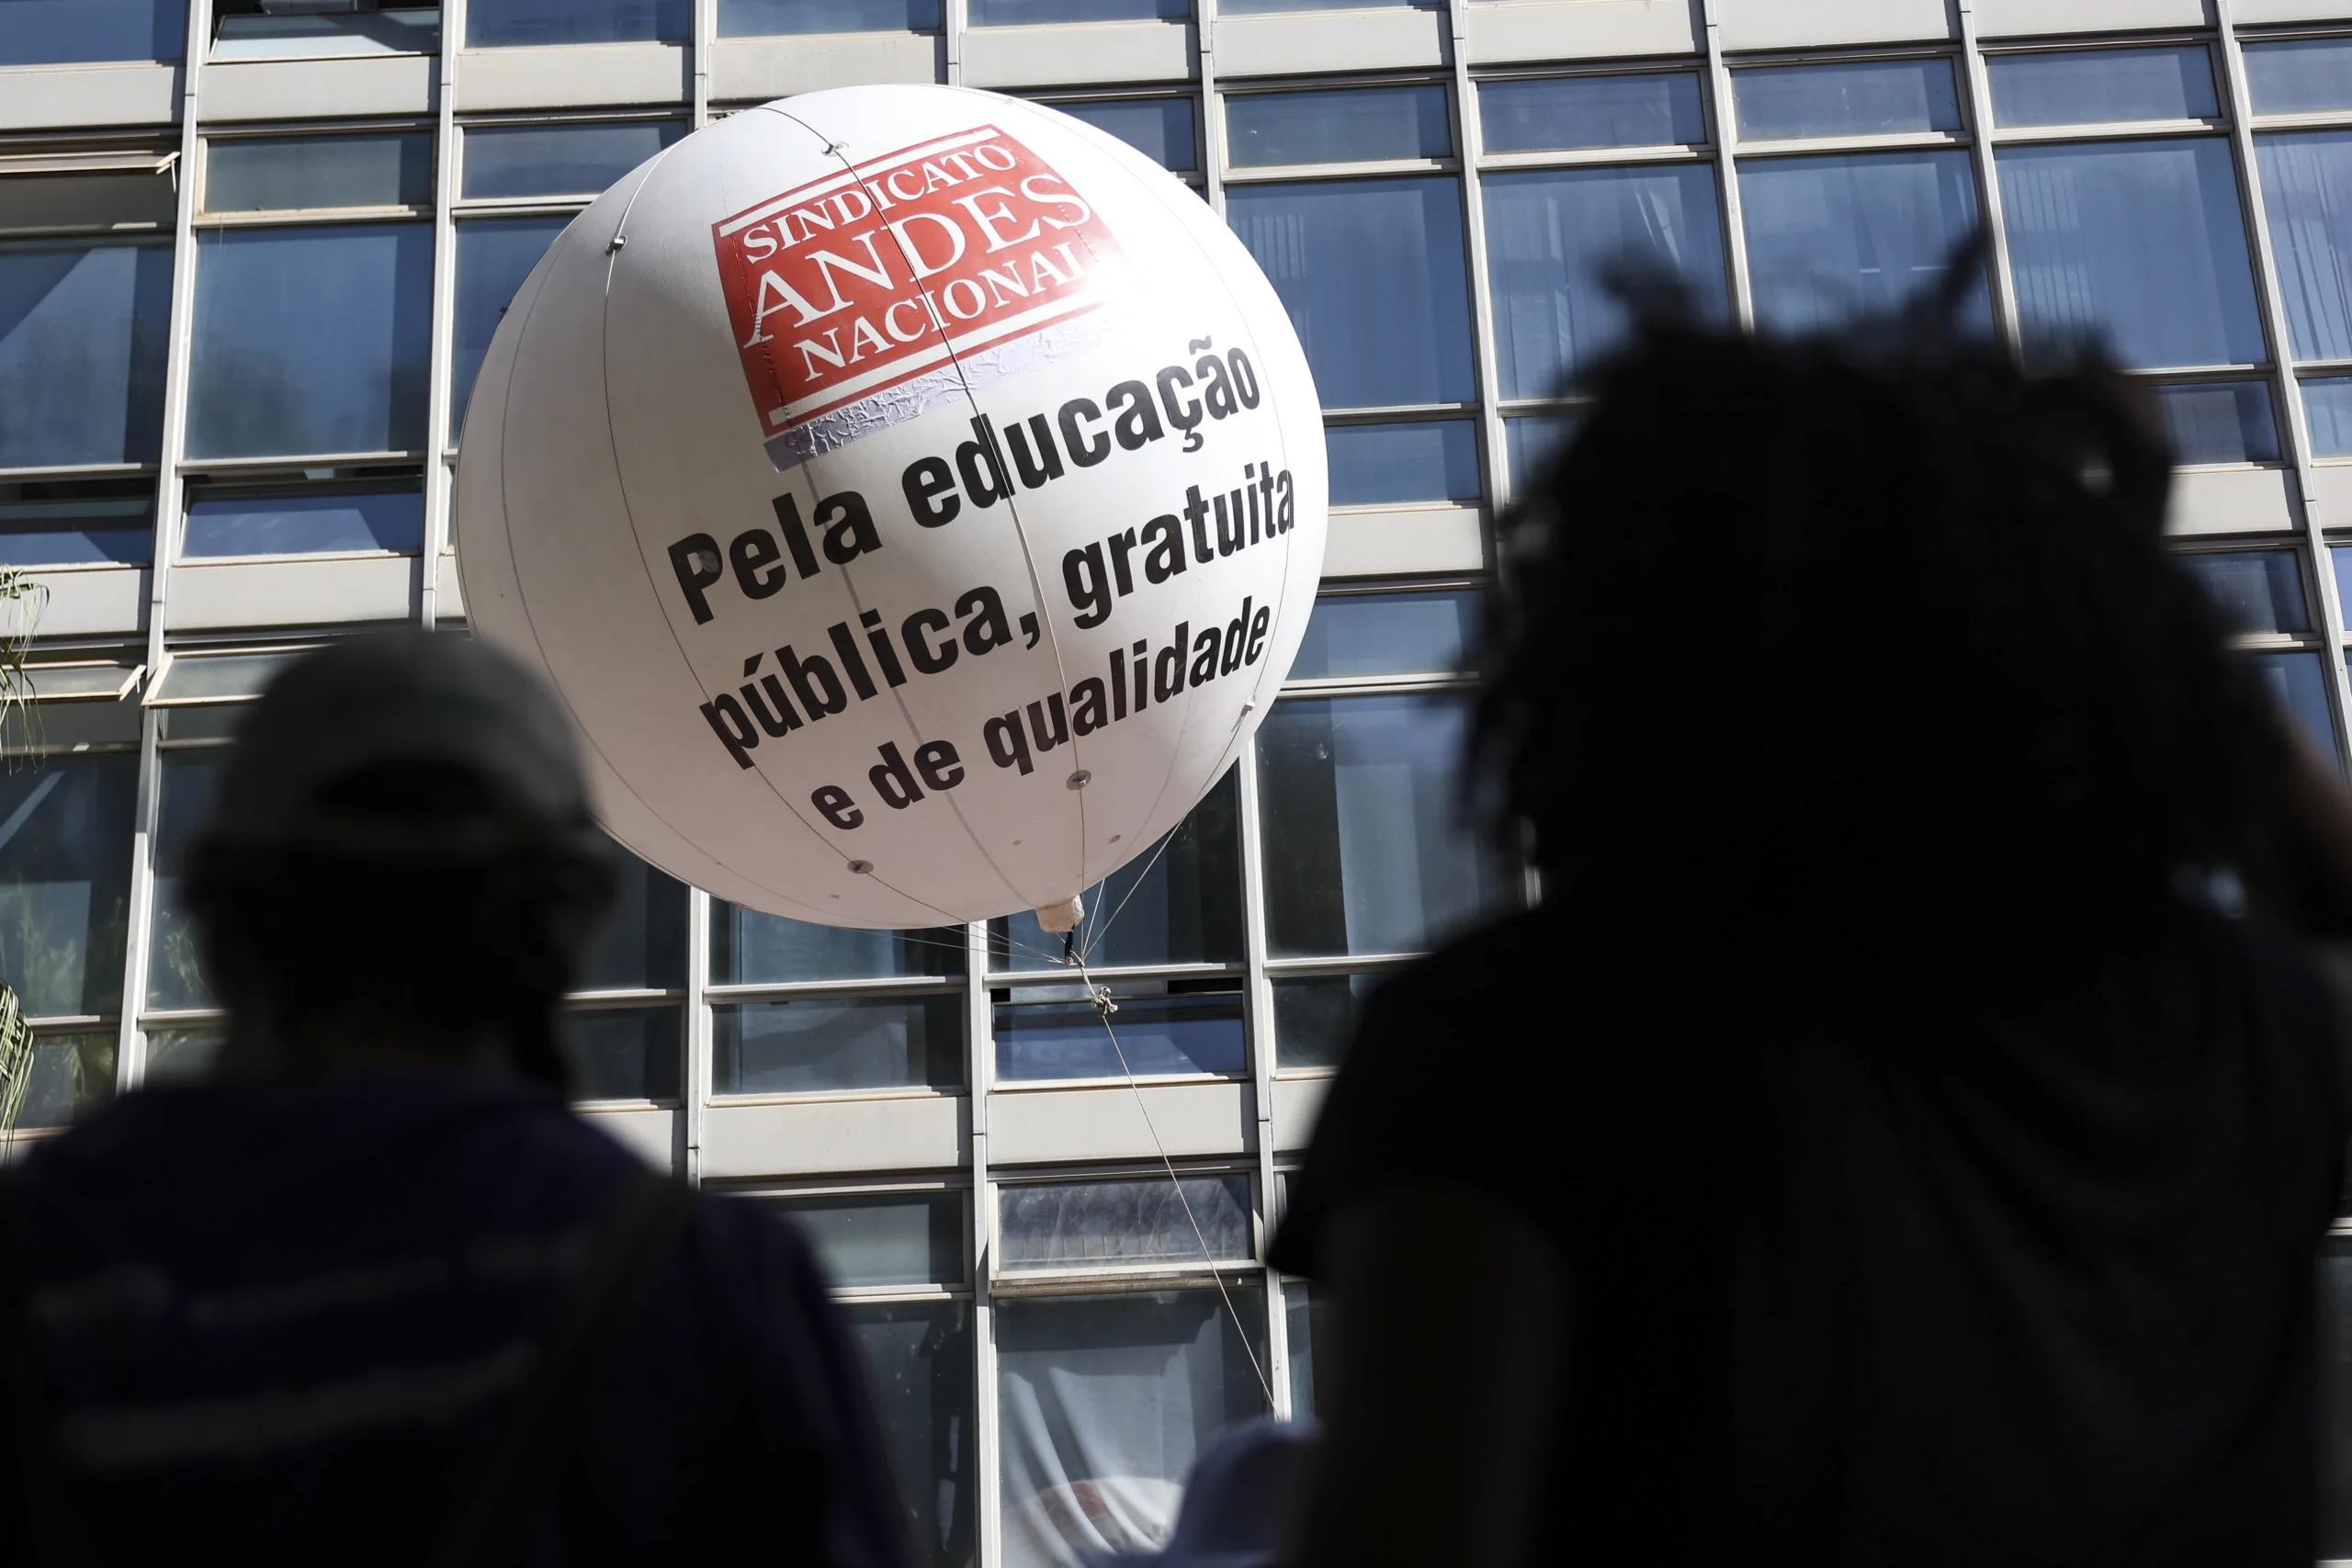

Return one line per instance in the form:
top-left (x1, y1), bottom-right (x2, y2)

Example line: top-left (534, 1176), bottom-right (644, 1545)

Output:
top-left (0, 631), bottom-right (910, 1567)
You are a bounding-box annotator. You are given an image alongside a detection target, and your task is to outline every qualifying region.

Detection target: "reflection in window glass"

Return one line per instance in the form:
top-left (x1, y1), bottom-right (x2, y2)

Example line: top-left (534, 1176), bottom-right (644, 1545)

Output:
top-left (1733, 58), bottom-right (1962, 141)
top-left (147, 752), bottom-right (226, 1012)
top-left (469, 0), bottom-right (689, 45)
top-left (2151, 381), bottom-right (2280, 466)
top-left (0, 486), bottom-right (154, 568)
top-left (1988, 47), bottom-right (2218, 128)
top-left (561, 1005), bottom-right (683, 1101)
top-left (0, 755), bottom-right (135, 1021)
top-left (462, 121), bottom-right (682, 199)
top-left (204, 134), bottom-right (432, 213)
top-left (1257, 695), bottom-right (1510, 957)
top-left (1742, 151), bottom-right (1984, 333)
top-left (13, 1032), bottom-right (114, 1131)
top-left (1053, 99), bottom-right (1198, 173)
top-left (994, 989), bottom-right (1243, 1081)
top-left (1484, 165), bottom-right (1726, 400)
top-left (1504, 413), bottom-right (1577, 496)
top-left (969, 0), bottom-right (1181, 19)
top-left (0, 243), bottom-right (172, 469)
top-left (1480, 73), bottom-right (1704, 154)
top-left (1289, 592), bottom-right (1476, 682)
top-left (2335, 547), bottom-right (2352, 631)
top-left (2255, 133), bottom-right (2352, 365)
top-left (1228, 179), bottom-right (1476, 411)
top-left (2245, 39), bottom-right (2352, 117)
top-left (575, 852), bottom-right (687, 993)
top-left (1001, 1176), bottom-right (1250, 1270)
top-left (843, 1300), bottom-right (975, 1568)
top-left (1271, 972), bottom-right (1385, 1070)
top-left (2312, 378), bottom-right (2352, 459)
top-left (1227, 86), bottom-right (1450, 168)
top-left (1997, 140), bottom-right (2265, 371)
top-left (183, 487), bottom-right (424, 557)
top-left (2178, 552), bottom-right (2308, 635)
top-left (2256, 650), bottom-right (2335, 761)
top-left (773, 1191), bottom-right (963, 1287)
top-left (189, 225), bottom-right (433, 459)
top-left (721, 0), bottom-right (938, 31)
top-left (1285, 1281), bottom-right (1327, 1415)
top-left (714, 995), bottom-right (964, 1095)
top-left (713, 908), bottom-right (963, 986)
top-left (144, 1026), bottom-right (220, 1084)
top-left (0, 0), bottom-right (184, 66)
top-left (991, 769), bottom-right (1240, 974)
top-left (1326, 422), bottom-right (1479, 507)
top-left (997, 1289), bottom-right (1267, 1568)
top-left (452, 218), bottom-right (566, 442)
top-left (1225, 0), bottom-right (1424, 10)
top-left (211, 8), bottom-right (441, 61)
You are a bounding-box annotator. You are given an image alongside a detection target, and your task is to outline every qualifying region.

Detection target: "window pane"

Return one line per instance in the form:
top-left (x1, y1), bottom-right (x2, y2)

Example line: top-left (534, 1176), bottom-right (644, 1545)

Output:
top-left (147, 752), bottom-right (226, 1011)
top-left (994, 987), bottom-right (1243, 1081)
top-left (204, 134), bottom-right (432, 213)
top-left (1483, 164), bottom-right (1727, 400)
top-left (0, 243), bottom-right (173, 469)
top-left (1271, 972), bottom-right (1383, 1070)
top-left (1284, 1281), bottom-right (1326, 1416)
top-left (990, 769), bottom-right (1239, 974)
top-left (1988, 47), bottom-right (2219, 127)
top-left (712, 908), bottom-right (963, 985)
top-left (1997, 140), bottom-right (2265, 371)
top-left (714, 995), bottom-right (964, 1094)
top-left (1054, 99), bottom-right (1197, 173)
top-left (211, 9), bottom-right (441, 61)
top-left (1326, 421), bottom-right (1479, 507)
top-left (0, 483), bottom-right (153, 567)
top-left (2151, 380), bottom-right (2279, 466)
top-left (1289, 591), bottom-right (1476, 681)
top-left (1001, 1176), bottom-right (1250, 1270)
top-left (145, 1026), bottom-right (220, 1084)
top-left (969, 0), bottom-right (1182, 20)
top-left (2245, 39), bottom-right (2352, 117)
top-left (189, 224), bottom-right (433, 459)
top-left (2335, 547), bottom-right (2352, 631)
top-left (469, 0), bottom-right (689, 44)
top-left (0, 754), bottom-right (135, 1020)
top-left (997, 1289), bottom-right (1267, 1568)
top-left (13, 1032), bottom-right (115, 1131)
top-left (1733, 58), bottom-right (1961, 141)
top-left (561, 1004), bottom-right (683, 1101)
top-left (2255, 133), bottom-right (2352, 365)
top-left (183, 485), bottom-right (424, 557)
top-left (1228, 178), bottom-right (1475, 410)
top-left (575, 851), bottom-right (687, 992)
top-left (1741, 150), bottom-right (1985, 333)
top-left (452, 218), bottom-right (566, 443)
top-left (721, 0), bottom-right (940, 32)
top-left (1479, 73), bottom-right (1704, 154)
top-left (772, 1190), bottom-right (963, 1287)
top-left (151, 650), bottom-right (296, 705)
top-left (0, 0), bottom-right (184, 65)
top-left (1503, 413), bottom-right (1577, 495)
top-left (842, 1300), bottom-right (975, 1568)
top-left (2178, 551), bottom-right (2309, 635)
top-left (462, 121), bottom-right (682, 199)
top-left (1227, 86), bottom-right (1450, 168)
top-left (2255, 650), bottom-right (2335, 759)
top-left (1257, 694), bottom-right (1511, 957)
top-left (1225, 0), bottom-right (1425, 10)
top-left (2312, 378), bottom-right (2352, 459)
top-left (0, 169), bottom-right (175, 231)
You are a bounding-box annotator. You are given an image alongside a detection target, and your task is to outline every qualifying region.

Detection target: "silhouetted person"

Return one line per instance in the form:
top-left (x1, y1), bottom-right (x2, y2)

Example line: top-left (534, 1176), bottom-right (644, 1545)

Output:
top-left (1273, 288), bottom-right (2352, 1567)
top-left (0, 632), bottom-right (908, 1567)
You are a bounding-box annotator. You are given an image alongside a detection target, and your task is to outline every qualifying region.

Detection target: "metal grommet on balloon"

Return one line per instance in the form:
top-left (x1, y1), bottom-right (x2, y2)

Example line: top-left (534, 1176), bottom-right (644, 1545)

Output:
top-left (846, 860), bottom-right (874, 875)
top-left (1067, 771), bottom-right (1091, 792)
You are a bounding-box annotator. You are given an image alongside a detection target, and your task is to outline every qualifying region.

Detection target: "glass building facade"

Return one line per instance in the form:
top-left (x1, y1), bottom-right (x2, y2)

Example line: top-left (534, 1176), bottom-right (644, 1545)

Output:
top-left (6, 0), bottom-right (2352, 1562)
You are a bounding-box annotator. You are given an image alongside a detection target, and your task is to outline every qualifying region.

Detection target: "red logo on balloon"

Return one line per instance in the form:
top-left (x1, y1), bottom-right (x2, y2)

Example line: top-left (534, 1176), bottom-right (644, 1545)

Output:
top-left (713, 126), bottom-right (1122, 448)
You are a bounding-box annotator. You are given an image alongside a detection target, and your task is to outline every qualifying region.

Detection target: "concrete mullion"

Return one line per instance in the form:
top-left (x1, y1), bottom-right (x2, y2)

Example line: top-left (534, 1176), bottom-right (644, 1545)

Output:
top-left (1954, 3), bottom-right (2023, 356)
top-left (1700, 0), bottom-right (1754, 330)
top-left (683, 886), bottom-right (710, 1185)
top-left (965, 919), bottom-right (1000, 1568)
top-left (421, 0), bottom-right (465, 625)
top-left (694, 0), bottom-right (715, 128)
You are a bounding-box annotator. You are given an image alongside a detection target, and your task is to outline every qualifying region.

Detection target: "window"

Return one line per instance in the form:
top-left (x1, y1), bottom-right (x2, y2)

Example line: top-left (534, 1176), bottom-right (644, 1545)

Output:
top-left (2151, 381), bottom-right (2280, 466)
top-left (968, 0), bottom-right (1183, 21)
top-left (452, 217), bottom-right (569, 442)
top-left (1503, 412), bottom-right (1577, 494)
top-left (1987, 47), bottom-right (2219, 128)
top-left (2244, 38), bottom-right (2352, 117)
top-left (1001, 1176), bottom-right (1250, 1270)
top-left (1740, 151), bottom-right (1984, 332)
top-left (1733, 58), bottom-right (1962, 141)
top-left (1479, 73), bottom-right (1705, 154)
top-left (564, 850), bottom-right (686, 1102)
top-left (211, 6), bottom-right (442, 62)
top-left (468, 0), bottom-right (690, 46)
top-left (715, 995), bottom-right (964, 1095)
top-left (775, 1190), bottom-right (965, 1287)
top-left (0, 754), bottom-right (136, 1022)
top-left (1271, 972), bottom-right (1383, 1070)
top-left (1225, 0), bottom-right (1432, 10)
top-left (461, 120), bottom-right (682, 199)
top-left (842, 1299), bottom-right (976, 1568)
top-left (0, 241), bottom-right (173, 469)
top-left (0, 481), bottom-right (155, 567)
top-left (15, 1031), bottom-right (115, 1132)
top-left (2179, 551), bottom-right (2309, 636)
top-left (0, 0), bottom-right (185, 66)
top-left (1226, 86), bottom-right (1451, 168)
top-left (2256, 650), bottom-right (2336, 759)
top-left (577, 851), bottom-right (687, 993)
top-left (1051, 99), bottom-right (1198, 174)
top-left (715, 909), bottom-right (963, 985)
top-left (561, 1006), bottom-right (682, 1100)
top-left (182, 482), bottom-right (424, 558)
top-left (204, 134), bottom-right (433, 213)
top-left (1326, 421), bottom-right (1480, 506)
top-left (2313, 378), bottom-right (2352, 460)
top-left (720, 0), bottom-right (940, 32)
top-left (1288, 590), bottom-right (1477, 681)
top-left (2253, 133), bottom-right (2352, 364)
top-left (147, 750), bottom-right (227, 1013)
top-left (1283, 1280), bottom-right (1327, 1414)
top-left (994, 987), bottom-right (1244, 1081)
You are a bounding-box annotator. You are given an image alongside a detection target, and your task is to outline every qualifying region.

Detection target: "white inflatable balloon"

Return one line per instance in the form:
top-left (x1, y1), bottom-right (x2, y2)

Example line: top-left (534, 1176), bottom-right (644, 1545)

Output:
top-left (458, 85), bottom-right (1327, 929)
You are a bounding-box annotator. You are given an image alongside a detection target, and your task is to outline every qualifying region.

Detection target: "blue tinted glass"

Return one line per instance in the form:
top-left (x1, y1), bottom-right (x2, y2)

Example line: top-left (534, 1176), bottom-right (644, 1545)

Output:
top-left (2309, 378), bottom-right (2352, 458)
top-left (1289, 591), bottom-right (1477, 680)
top-left (712, 908), bottom-right (963, 984)
top-left (1325, 422), bottom-right (1479, 506)
top-left (1054, 99), bottom-right (1197, 172)
top-left (1480, 73), bottom-right (1704, 153)
top-left (210, 8), bottom-right (440, 60)
top-left (1734, 59), bottom-right (1962, 141)
top-left (561, 1006), bottom-right (682, 1100)
top-left (714, 995), bottom-right (964, 1093)
top-left (190, 224), bottom-right (433, 460)
top-left (2256, 133), bottom-right (2352, 364)
top-left (1741, 150), bottom-right (1985, 333)
top-left (1504, 413), bottom-right (1577, 495)
top-left (969, 0), bottom-right (1181, 19)
top-left (1989, 47), bottom-right (2218, 127)
top-left (148, 752), bottom-right (225, 1011)
top-left (452, 217), bottom-right (568, 442)
top-left (2151, 380), bottom-right (2279, 465)
top-left (2245, 39), bottom-right (2352, 116)
top-left (720, 0), bottom-right (939, 31)
top-left (2178, 551), bottom-right (2309, 635)
top-left (2256, 651), bottom-right (2335, 760)
top-left (463, 121), bottom-right (681, 198)
top-left (183, 488), bottom-right (424, 558)
top-left (205, 134), bottom-right (433, 213)
top-left (2334, 547), bottom-right (2352, 630)
top-left (1228, 178), bottom-right (1475, 410)
top-left (0, 0), bottom-right (184, 65)
top-left (0, 243), bottom-right (172, 468)
top-left (0, 490), bottom-right (153, 566)
top-left (1997, 140), bottom-right (2265, 370)
top-left (1483, 164), bottom-right (1726, 400)
top-left (469, 0), bottom-right (689, 45)
top-left (994, 990), bottom-right (1243, 1081)
top-left (0, 753), bottom-right (136, 1019)
top-left (1227, 86), bottom-right (1450, 167)
top-left (991, 770), bottom-right (1240, 974)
